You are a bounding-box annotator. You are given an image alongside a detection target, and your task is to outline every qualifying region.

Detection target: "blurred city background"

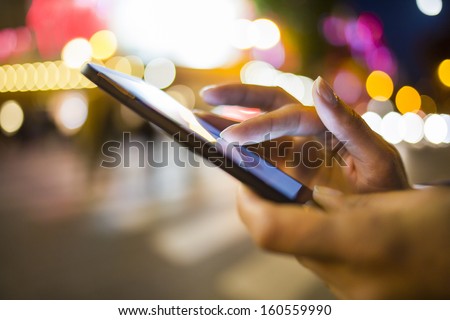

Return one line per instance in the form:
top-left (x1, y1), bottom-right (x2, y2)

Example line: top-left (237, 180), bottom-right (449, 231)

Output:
top-left (0, 0), bottom-right (449, 299)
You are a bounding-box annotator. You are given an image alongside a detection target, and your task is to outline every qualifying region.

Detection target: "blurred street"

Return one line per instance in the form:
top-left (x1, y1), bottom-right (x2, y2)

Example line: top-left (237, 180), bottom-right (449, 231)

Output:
top-left (0, 133), bottom-right (333, 299)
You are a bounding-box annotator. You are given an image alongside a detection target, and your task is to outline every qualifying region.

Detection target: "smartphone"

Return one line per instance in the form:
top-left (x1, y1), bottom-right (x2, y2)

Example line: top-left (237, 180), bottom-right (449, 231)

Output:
top-left (81, 63), bottom-right (311, 203)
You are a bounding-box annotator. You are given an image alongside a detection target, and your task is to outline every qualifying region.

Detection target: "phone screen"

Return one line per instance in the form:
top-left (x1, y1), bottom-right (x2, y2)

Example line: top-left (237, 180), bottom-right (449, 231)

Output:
top-left (83, 64), bottom-right (306, 202)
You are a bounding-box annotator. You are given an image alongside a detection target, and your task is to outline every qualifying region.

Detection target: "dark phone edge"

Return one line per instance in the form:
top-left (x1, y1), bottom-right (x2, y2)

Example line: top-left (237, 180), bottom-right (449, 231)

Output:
top-left (81, 63), bottom-right (311, 203)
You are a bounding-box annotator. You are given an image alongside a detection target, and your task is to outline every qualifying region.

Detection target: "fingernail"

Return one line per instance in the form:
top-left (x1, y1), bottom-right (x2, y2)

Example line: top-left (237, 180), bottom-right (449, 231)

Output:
top-left (199, 85), bottom-right (217, 97)
top-left (316, 76), bottom-right (338, 107)
top-left (313, 185), bottom-right (343, 197)
top-left (220, 124), bottom-right (239, 141)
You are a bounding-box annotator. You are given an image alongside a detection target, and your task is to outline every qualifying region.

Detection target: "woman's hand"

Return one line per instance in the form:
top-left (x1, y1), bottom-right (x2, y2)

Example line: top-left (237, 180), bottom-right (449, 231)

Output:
top-left (237, 185), bottom-right (450, 299)
top-left (200, 78), bottom-right (409, 193)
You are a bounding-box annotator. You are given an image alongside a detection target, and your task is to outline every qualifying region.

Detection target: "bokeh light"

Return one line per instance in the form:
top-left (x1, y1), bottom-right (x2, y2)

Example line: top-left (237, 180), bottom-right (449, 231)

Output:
top-left (144, 58), bottom-right (176, 89)
top-left (0, 100), bottom-right (24, 135)
top-left (251, 42), bottom-right (286, 69)
top-left (298, 76), bottom-right (314, 106)
top-left (35, 62), bottom-right (48, 90)
top-left (126, 56), bottom-right (145, 78)
top-left (61, 38), bottom-right (92, 69)
top-left (105, 56), bottom-right (132, 75)
top-left (249, 19), bottom-right (281, 50)
top-left (240, 60), bottom-right (278, 86)
top-left (366, 70), bottom-right (393, 101)
top-left (229, 19), bottom-right (253, 50)
top-left (322, 16), bottom-right (347, 46)
top-left (333, 71), bottom-right (362, 104)
top-left (420, 95), bottom-right (437, 114)
top-left (438, 59), bottom-right (450, 87)
top-left (441, 114), bottom-right (450, 143)
top-left (424, 114), bottom-right (447, 144)
top-left (366, 46), bottom-right (396, 76)
top-left (274, 73), bottom-right (305, 103)
top-left (5, 65), bottom-right (16, 92)
top-left (402, 112), bottom-right (424, 144)
top-left (395, 86), bottom-right (421, 114)
top-left (362, 111), bottom-right (382, 134)
top-left (416, 0), bottom-right (443, 16)
top-left (109, 0), bottom-right (245, 69)
top-left (166, 85), bottom-right (196, 109)
top-left (51, 93), bottom-right (89, 135)
top-left (381, 111), bottom-right (405, 144)
top-left (89, 30), bottom-right (117, 60)
top-left (0, 60), bottom-right (96, 92)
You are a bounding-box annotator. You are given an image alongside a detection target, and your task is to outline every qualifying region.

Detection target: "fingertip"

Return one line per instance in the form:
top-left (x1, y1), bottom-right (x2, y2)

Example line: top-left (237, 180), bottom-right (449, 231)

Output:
top-left (313, 76), bottom-right (338, 108)
top-left (200, 85), bottom-right (221, 104)
top-left (219, 123), bottom-right (240, 141)
top-left (199, 84), bottom-right (218, 97)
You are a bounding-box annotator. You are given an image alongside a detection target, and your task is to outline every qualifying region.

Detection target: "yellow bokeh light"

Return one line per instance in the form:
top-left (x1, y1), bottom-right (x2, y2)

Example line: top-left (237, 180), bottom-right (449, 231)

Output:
top-left (420, 95), bottom-right (437, 114)
top-left (166, 85), bottom-right (196, 109)
top-left (90, 30), bottom-right (118, 60)
top-left (366, 70), bottom-right (394, 101)
top-left (67, 68), bottom-right (82, 89)
top-left (34, 63), bottom-right (49, 90)
top-left (45, 62), bottom-right (60, 89)
top-left (438, 59), bottom-right (450, 87)
top-left (0, 60), bottom-right (97, 92)
top-left (24, 63), bottom-right (37, 91)
top-left (0, 100), bottom-right (24, 135)
top-left (106, 56), bottom-right (132, 75)
top-left (395, 86), bottom-right (421, 114)
top-left (13, 64), bottom-right (27, 91)
top-left (5, 65), bottom-right (16, 92)
top-left (127, 55), bottom-right (145, 78)
top-left (0, 67), bottom-right (5, 92)
top-left (57, 61), bottom-right (71, 89)
top-left (62, 38), bottom-right (92, 69)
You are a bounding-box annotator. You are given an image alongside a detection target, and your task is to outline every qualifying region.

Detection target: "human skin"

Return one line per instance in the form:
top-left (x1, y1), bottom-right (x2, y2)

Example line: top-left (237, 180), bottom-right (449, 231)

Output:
top-left (200, 77), bottom-right (410, 193)
top-left (200, 78), bottom-right (450, 298)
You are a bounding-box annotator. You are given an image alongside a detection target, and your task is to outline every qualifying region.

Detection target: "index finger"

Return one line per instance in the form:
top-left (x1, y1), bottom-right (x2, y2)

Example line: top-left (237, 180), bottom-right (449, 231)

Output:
top-left (201, 83), bottom-right (299, 110)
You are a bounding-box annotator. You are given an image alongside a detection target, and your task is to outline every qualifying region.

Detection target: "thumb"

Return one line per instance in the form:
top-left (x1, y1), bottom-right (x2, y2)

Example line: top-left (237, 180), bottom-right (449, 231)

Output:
top-left (312, 76), bottom-right (388, 162)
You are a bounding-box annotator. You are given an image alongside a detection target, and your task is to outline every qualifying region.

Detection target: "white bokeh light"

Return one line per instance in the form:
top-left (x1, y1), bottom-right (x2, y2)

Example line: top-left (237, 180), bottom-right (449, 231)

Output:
top-left (424, 114), bottom-right (447, 144)
top-left (298, 76), bottom-right (314, 106)
top-left (274, 73), bottom-right (305, 103)
top-left (362, 111), bottom-right (382, 134)
top-left (61, 38), bottom-right (92, 69)
top-left (381, 112), bottom-right (405, 144)
top-left (229, 19), bottom-right (253, 50)
top-left (249, 18), bottom-right (281, 50)
top-left (441, 114), bottom-right (450, 143)
top-left (402, 112), bottom-right (424, 144)
top-left (50, 93), bottom-right (88, 135)
top-left (416, 0), bottom-right (442, 16)
top-left (144, 58), bottom-right (176, 89)
top-left (0, 100), bottom-right (24, 135)
top-left (240, 60), bottom-right (279, 86)
top-left (108, 0), bottom-right (246, 69)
